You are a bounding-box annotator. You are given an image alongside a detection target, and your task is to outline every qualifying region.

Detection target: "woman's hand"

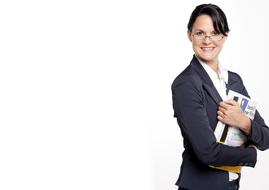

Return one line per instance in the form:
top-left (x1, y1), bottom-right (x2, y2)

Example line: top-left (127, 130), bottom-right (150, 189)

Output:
top-left (217, 99), bottom-right (252, 135)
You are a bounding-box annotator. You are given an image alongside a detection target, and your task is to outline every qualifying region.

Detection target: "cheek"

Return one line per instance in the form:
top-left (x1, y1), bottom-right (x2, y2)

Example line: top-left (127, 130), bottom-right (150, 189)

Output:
top-left (215, 41), bottom-right (225, 49)
top-left (192, 44), bottom-right (198, 53)
top-left (192, 41), bottom-right (201, 50)
top-left (215, 44), bottom-right (224, 52)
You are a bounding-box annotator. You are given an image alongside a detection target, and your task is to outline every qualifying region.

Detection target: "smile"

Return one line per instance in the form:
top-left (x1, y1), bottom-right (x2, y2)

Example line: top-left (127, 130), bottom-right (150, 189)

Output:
top-left (201, 47), bottom-right (214, 52)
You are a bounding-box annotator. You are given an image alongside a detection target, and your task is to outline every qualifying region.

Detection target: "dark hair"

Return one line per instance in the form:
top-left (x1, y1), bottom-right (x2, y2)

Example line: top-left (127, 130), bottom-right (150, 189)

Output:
top-left (187, 4), bottom-right (230, 36)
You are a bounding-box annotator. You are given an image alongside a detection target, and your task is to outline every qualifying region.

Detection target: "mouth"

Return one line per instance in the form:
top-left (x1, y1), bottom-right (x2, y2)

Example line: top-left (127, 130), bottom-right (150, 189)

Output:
top-left (201, 47), bottom-right (215, 52)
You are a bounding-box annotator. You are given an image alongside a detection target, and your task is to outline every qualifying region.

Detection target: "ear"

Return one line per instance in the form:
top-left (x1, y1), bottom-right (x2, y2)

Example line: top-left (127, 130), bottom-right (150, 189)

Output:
top-left (187, 31), bottom-right (192, 42)
top-left (222, 32), bottom-right (229, 42)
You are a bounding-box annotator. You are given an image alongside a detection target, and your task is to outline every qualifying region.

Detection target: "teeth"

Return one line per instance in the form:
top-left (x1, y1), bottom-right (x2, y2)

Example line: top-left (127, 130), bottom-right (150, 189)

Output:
top-left (202, 47), bottom-right (213, 51)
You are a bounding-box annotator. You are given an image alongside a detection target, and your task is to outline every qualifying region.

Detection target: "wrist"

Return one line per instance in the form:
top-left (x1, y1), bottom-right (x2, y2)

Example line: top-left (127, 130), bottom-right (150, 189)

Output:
top-left (241, 117), bottom-right (251, 135)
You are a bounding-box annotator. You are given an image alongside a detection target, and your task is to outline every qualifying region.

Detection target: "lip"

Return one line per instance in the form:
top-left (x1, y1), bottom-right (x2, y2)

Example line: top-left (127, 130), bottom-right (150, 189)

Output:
top-left (200, 47), bottom-right (215, 52)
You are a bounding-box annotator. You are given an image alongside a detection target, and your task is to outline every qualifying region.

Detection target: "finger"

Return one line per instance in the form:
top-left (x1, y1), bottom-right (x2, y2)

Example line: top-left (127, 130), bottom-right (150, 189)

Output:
top-left (218, 107), bottom-right (226, 114)
top-left (217, 115), bottom-right (224, 122)
top-left (224, 99), bottom-right (238, 106)
top-left (219, 101), bottom-right (230, 109)
top-left (218, 108), bottom-right (228, 116)
top-left (217, 110), bottom-right (225, 118)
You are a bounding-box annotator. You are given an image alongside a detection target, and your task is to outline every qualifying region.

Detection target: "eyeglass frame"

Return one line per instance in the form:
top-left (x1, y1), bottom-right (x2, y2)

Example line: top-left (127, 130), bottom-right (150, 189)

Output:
top-left (192, 31), bottom-right (224, 41)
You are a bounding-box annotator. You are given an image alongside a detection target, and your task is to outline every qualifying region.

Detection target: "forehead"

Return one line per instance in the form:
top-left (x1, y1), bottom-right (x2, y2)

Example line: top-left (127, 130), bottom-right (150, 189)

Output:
top-left (192, 15), bottom-right (215, 31)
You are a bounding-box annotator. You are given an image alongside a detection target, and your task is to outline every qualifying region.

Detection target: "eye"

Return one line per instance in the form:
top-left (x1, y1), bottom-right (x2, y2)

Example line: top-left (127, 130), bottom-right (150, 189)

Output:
top-left (211, 31), bottom-right (220, 36)
top-left (195, 31), bottom-right (205, 36)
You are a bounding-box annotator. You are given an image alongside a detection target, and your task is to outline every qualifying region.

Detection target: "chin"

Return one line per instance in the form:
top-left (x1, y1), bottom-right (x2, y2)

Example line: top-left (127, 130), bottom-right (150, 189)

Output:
top-left (197, 55), bottom-right (214, 63)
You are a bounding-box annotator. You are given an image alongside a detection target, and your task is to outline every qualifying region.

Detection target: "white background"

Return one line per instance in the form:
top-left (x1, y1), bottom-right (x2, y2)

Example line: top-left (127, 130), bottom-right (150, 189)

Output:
top-left (1, 0), bottom-right (269, 189)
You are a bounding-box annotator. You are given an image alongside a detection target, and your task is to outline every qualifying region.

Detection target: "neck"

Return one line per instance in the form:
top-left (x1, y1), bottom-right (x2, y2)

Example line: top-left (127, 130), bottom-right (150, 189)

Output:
top-left (207, 61), bottom-right (219, 73)
top-left (195, 55), bottom-right (219, 73)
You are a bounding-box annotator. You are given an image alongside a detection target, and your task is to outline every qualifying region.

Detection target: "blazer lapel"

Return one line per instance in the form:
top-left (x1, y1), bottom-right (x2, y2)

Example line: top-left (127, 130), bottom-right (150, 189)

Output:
top-left (226, 71), bottom-right (241, 93)
top-left (202, 83), bottom-right (222, 104)
top-left (190, 55), bottom-right (223, 104)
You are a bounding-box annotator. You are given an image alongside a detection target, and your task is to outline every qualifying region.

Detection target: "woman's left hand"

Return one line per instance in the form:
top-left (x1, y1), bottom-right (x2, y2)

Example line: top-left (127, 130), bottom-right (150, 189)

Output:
top-left (217, 99), bottom-right (251, 135)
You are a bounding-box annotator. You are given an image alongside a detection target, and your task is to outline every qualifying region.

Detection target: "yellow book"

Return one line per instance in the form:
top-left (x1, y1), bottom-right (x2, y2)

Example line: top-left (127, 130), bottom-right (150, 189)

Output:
top-left (213, 166), bottom-right (241, 173)
top-left (210, 141), bottom-right (241, 173)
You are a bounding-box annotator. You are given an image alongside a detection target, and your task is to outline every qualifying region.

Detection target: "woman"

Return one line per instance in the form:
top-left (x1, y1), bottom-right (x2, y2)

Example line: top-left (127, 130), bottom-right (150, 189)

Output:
top-left (171, 4), bottom-right (269, 190)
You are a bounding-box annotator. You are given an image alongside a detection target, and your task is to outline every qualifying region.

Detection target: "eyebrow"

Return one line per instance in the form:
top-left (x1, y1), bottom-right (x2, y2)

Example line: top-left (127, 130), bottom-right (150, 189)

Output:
top-left (193, 29), bottom-right (217, 33)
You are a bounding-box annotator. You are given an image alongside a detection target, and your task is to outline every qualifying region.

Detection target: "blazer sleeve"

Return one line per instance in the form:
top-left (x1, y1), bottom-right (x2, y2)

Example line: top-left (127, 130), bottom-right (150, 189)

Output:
top-left (172, 76), bottom-right (257, 167)
top-left (238, 75), bottom-right (269, 150)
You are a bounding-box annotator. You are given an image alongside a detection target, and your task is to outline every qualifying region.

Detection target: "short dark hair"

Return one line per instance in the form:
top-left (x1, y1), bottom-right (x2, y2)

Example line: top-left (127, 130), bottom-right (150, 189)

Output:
top-left (187, 4), bottom-right (230, 36)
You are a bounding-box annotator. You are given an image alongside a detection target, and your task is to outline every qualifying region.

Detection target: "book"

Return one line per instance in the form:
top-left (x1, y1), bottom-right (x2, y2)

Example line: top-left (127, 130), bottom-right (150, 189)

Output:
top-left (212, 90), bottom-right (257, 173)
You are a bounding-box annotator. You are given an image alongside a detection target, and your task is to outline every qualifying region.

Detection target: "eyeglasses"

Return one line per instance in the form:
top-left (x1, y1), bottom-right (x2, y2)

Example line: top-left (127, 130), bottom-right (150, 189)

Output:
top-left (192, 31), bottom-right (224, 41)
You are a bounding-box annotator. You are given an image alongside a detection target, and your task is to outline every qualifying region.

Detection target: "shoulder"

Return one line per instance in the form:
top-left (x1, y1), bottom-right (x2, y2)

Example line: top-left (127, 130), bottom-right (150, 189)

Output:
top-left (172, 64), bottom-right (202, 90)
top-left (228, 70), bottom-right (249, 96)
top-left (228, 70), bottom-right (244, 85)
top-left (228, 70), bottom-right (243, 81)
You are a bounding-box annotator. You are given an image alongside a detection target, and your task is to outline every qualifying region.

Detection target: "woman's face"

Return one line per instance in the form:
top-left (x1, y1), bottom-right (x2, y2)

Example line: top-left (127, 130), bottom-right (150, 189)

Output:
top-left (188, 14), bottom-right (227, 65)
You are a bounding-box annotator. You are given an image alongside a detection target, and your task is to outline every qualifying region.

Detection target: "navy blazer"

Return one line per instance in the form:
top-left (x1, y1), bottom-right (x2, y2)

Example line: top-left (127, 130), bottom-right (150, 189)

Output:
top-left (171, 56), bottom-right (269, 190)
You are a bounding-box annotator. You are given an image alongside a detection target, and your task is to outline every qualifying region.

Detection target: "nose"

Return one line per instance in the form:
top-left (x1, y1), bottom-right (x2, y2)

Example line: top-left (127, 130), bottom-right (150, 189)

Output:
top-left (203, 36), bottom-right (212, 44)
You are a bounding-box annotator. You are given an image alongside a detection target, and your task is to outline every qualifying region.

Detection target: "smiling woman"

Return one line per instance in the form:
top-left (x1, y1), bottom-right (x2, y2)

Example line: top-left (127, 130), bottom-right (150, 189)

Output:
top-left (187, 4), bottom-right (229, 71)
top-left (188, 15), bottom-right (226, 70)
top-left (171, 3), bottom-right (269, 190)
